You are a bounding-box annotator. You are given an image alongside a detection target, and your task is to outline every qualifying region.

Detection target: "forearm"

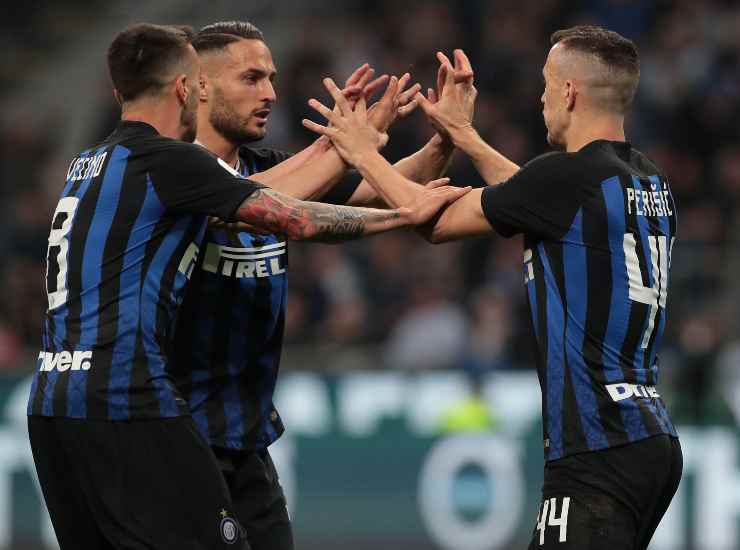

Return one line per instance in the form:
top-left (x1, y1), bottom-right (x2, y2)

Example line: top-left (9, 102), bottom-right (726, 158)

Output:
top-left (252, 145), bottom-right (348, 201)
top-left (351, 150), bottom-right (429, 210)
top-left (234, 188), bottom-right (408, 243)
top-left (247, 137), bottom-right (334, 188)
top-left (349, 135), bottom-right (454, 207)
top-left (449, 127), bottom-right (520, 185)
top-left (392, 133), bottom-right (455, 183)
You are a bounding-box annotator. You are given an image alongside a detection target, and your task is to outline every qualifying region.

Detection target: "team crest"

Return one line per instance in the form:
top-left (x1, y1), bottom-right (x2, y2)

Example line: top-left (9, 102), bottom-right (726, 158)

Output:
top-left (219, 510), bottom-right (239, 544)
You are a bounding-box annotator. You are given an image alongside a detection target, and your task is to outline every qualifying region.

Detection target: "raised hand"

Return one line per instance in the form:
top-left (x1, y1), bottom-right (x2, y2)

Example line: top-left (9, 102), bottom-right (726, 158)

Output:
top-left (416, 49), bottom-right (478, 139)
top-left (303, 78), bottom-right (388, 166)
top-left (367, 72), bottom-right (422, 132)
top-left (341, 63), bottom-right (389, 108)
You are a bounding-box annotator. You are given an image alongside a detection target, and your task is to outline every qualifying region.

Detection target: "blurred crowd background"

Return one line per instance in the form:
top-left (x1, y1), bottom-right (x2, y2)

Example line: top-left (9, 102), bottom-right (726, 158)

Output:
top-left (1, 0), bottom-right (739, 427)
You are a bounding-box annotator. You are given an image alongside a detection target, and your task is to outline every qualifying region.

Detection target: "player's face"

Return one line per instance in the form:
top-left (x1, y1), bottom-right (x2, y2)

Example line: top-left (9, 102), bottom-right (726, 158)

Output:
top-left (209, 39), bottom-right (277, 144)
top-left (541, 47), bottom-right (568, 150)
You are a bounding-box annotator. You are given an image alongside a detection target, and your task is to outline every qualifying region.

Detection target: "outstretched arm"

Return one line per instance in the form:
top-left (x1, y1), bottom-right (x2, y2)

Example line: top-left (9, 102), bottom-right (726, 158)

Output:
top-left (414, 50), bottom-right (520, 185)
top-left (350, 149), bottom-right (492, 242)
top-left (233, 184), bottom-right (471, 243)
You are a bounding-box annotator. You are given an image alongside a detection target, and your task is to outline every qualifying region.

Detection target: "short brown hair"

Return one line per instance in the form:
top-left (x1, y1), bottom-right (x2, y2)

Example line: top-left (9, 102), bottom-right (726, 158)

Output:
top-left (192, 21), bottom-right (265, 55)
top-left (107, 23), bottom-right (195, 102)
top-left (551, 25), bottom-right (640, 113)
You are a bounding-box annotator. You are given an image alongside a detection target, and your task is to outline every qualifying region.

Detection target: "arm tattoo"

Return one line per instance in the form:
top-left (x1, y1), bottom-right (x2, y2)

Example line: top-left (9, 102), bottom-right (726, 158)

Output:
top-left (235, 188), bottom-right (403, 242)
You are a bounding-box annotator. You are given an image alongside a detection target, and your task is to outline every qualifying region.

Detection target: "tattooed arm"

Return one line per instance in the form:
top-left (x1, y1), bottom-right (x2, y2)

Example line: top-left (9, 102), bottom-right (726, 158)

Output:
top-left (233, 186), bottom-right (471, 243)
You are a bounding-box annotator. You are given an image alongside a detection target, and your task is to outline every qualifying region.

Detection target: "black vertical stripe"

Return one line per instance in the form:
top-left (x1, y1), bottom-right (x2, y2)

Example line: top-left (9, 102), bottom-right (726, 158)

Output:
top-left (561, 358), bottom-right (587, 453)
top-left (529, 236), bottom-right (549, 443)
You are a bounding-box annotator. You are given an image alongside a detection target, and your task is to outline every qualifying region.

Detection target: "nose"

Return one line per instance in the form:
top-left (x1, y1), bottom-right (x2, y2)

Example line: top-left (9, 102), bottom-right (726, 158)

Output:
top-left (263, 80), bottom-right (277, 104)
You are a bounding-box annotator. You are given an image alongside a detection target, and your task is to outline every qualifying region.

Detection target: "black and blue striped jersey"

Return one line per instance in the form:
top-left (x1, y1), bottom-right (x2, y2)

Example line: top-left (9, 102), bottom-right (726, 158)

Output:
top-left (28, 121), bottom-right (261, 420)
top-left (173, 145), bottom-right (360, 451)
top-left (481, 140), bottom-right (678, 461)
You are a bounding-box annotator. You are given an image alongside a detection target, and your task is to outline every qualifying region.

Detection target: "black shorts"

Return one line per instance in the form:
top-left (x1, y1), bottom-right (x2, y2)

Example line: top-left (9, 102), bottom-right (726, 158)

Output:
top-left (528, 434), bottom-right (682, 550)
top-left (214, 447), bottom-right (293, 550)
top-left (28, 415), bottom-right (248, 550)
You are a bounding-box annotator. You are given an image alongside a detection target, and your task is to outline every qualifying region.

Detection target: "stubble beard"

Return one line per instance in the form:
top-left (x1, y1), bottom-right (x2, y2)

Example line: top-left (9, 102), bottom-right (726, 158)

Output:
top-left (209, 87), bottom-right (265, 146)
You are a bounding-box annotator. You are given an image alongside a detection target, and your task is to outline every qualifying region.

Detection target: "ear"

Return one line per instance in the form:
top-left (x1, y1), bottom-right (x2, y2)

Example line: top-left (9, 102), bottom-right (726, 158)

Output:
top-left (199, 74), bottom-right (209, 103)
top-left (565, 80), bottom-right (577, 111)
top-left (112, 89), bottom-right (124, 106)
top-left (174, 74), bottom-right (189, 106)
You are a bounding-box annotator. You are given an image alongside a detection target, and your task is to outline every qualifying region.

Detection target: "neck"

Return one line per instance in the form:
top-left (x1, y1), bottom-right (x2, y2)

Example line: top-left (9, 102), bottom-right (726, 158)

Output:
top-left (564, 113), bottom-right (625, 153)
top-left (196, 117), bottom-right (239, 168)
top-left (121, 99), bottom-right (185, 141)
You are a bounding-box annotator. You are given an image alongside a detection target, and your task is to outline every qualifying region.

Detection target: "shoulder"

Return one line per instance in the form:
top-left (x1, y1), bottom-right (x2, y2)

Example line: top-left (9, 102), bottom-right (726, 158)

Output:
top-left (123, 135), bottom-right (216, 162)
top-left (499, 150), bottom-right (580, 191)
top-left (629, 148), bottom-right (664, 178)
top-left (511, 150), bottom-right (582, 183)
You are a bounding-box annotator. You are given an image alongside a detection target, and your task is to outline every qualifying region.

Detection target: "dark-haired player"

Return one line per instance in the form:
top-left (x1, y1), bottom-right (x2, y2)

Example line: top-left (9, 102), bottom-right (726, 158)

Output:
top-left (305, 26), bottom-right (682, 550)
top-left (27, 23), bottom-right (469, 550)
top-left (172, 20), bottom-right (459, 550)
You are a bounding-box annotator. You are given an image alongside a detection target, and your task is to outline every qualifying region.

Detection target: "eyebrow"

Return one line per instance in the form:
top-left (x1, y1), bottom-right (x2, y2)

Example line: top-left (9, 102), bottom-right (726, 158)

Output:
top-left (241, 68), bottom-right (277, 78)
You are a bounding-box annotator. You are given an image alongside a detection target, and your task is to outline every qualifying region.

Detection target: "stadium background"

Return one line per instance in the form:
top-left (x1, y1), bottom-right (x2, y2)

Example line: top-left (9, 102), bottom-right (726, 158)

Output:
top-left (0, 0), bottom-right (739, 548)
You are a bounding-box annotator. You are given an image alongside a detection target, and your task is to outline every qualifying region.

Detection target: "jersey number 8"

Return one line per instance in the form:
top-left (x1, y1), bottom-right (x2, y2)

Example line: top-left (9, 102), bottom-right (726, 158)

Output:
top-left (46, 197), bottom-right (79, 310)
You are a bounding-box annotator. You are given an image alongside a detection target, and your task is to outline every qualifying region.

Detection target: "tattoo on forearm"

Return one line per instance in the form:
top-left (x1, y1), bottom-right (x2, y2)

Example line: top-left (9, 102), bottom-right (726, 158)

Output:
top-left (236, 188), bottom-right (402, 242)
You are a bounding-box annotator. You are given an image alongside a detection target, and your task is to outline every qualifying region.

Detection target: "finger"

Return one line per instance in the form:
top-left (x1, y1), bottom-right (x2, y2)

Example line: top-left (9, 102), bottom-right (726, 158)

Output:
top-left (414, 91), bottom-right (434, 115)
top-left (356, 67), bottom-right (375, 91)
top-left (355, 95), bottom-right (367, 117)
top-left (437, 185), bottom-right (472, 203)
top-left (437, 63), bottom-right (447, 96)
top-left (397, 72), bottom-right (412, 95)
top-left (397, 98), bottom-right (419, 117)
top-left (363, 74), bottom-right (389, 101)
top-left (307, 97), bottom-right (337, 122)
top-left (453, 69), bottom-right (475, 84)
top-left (345, 63), bottom-right (370, 87)
top-left (323, 78), bottom-right (352, 115)
top-left (436, 53), bottom-right (455, 93)
top-left (384, 75), bottom-right (400, 101)
top-left (398, 82), bottom-right (422, 105)
top-left (428, 87), bottom-right (438, 104)
top-left (436, 51), bottom-right (453, 68)
top-left (302, 118), bottom-right (334, 137)
top-left (425, 177), bottom-right (451, 189)
top-left (341, 84), bottom-right (363, 98)
top-left (454, 49), bottom-right (474, 77)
